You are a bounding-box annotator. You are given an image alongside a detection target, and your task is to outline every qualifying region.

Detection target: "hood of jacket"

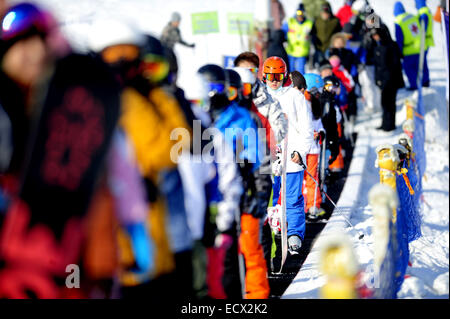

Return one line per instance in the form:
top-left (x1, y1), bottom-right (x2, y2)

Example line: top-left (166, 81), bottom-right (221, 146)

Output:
top-left (394, 2), bottom-right (406, 17)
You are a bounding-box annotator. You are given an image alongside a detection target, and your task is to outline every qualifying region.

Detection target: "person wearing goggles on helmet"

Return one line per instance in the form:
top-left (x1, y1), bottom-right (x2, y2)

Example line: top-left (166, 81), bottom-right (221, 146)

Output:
top-left (233, 52), bottom-right (288, 151)
top-left (225, 67), bottom-right (272, 298)
top-left (263, 56), bottom-right (314, 254)
top-left (197, 63), bottom-right (269, 299)
top-left (90, 19), bottom-right (195, 300)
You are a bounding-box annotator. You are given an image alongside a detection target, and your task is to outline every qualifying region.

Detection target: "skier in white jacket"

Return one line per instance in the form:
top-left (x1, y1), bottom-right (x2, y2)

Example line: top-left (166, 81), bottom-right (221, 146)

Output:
top-left (263, 56), bottom-right (314, 253)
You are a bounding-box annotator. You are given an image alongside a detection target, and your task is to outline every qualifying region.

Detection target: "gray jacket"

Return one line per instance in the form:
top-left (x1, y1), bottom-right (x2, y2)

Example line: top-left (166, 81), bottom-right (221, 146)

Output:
top-left (252, 79), bottom-right (288, 144)
top-left (161, 23), bottom-right (192, 49)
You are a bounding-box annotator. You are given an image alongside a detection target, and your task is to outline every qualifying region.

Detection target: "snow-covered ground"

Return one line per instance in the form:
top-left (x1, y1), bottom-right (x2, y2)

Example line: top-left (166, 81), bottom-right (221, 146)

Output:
top-left (14, 0), bottom-right (448, 299)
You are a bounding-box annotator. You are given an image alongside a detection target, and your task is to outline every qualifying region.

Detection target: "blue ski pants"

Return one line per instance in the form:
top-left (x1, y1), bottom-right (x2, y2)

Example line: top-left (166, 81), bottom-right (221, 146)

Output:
top-left (288, 55), bottom-right (307, 74)
top-left (272, 171), bottom-right (306, 240)
top-left (402, 52), bottom-right (429, 89)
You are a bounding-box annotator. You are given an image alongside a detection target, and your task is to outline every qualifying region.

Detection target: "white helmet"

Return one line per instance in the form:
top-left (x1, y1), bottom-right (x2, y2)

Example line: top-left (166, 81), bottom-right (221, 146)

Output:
top-left (351, 0), bottom-right (367, 13)
top-left (88, 18), bottom-right (145, 52)
top-left (186, 73), bottom-right (211, 113)
top-left (232, 67), bottom-right (256, 85)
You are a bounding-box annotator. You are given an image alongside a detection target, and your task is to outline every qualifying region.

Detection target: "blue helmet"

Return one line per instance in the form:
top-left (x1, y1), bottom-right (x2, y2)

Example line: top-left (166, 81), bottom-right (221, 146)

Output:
top-left (303, 73), bottom-right (324, 93)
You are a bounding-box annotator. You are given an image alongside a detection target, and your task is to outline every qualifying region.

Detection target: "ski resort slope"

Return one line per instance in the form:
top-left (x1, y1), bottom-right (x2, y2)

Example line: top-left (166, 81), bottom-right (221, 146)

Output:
top-left (283, 0), bottom-right (448, 299)
top-left (21, 0), bottom-right (448, 299)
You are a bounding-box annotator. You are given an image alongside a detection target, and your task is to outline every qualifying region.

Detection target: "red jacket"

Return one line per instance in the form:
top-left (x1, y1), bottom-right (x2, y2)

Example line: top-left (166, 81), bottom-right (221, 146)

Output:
top-left (336, 4), bottom-right (354, 27)
top-left (332, 65), bottom-right (355, 93)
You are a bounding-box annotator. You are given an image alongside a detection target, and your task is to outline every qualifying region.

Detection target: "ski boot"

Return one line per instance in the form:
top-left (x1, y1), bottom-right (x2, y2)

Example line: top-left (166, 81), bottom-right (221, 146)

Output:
top-left (307, 207), bottom-right (326, 221)
top-left (288, 235), bottom-right (302, 255)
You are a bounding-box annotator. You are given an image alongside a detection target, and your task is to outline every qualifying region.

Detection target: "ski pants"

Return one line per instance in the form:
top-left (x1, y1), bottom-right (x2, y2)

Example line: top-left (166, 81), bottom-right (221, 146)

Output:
top-left (272, 171), bottom-right (306, 240)
top-left (206, 225), bottom-right (242, 299)
top-left (423, 49), bottom-right (430, 86)
top-left (359, 65), bottom-right (380, 111)
top-left (288, 55), bottom-right (307, 74)
top-left (380, 85), bottom-right (398, 131)
top-left (328, 123), bottom-right (344, 171)
top-left (302, 154), bottom-right (322, 213)
top-left (239, 213), bottom-right (270, 299)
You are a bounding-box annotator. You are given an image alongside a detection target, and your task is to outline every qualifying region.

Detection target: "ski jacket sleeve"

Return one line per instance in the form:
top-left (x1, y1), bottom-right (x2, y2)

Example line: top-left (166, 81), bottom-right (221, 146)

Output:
top-left (213, 132), bottom-right (244, 233)
top-left (252, 80), bottom-right (288, 143)
top-left (291, 91), bottom-right (314, 163)
top-left (394, 24), bottom-right (404, 55)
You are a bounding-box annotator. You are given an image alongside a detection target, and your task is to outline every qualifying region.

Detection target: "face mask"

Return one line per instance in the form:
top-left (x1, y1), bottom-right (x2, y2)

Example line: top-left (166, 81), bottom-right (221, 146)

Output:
top-left (267, 85), bottom-right (283, 94)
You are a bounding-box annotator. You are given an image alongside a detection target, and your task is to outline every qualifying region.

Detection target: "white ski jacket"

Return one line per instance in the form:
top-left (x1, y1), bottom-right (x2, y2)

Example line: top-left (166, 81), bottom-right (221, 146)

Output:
top-left (252, 79), bottom-right (288, 143)
top-left (267, 84), bottom-right (314, 173)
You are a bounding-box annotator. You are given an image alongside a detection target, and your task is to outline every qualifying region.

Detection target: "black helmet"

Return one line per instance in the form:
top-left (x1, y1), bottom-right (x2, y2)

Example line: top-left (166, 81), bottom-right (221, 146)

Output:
top-left (198, 64), bottom-right (226, 84)
top-left (225, 68), bottom-right (243, 102)
top-left (225, 69), bottom-right (242, 89)
top-left (197, 64), bottom-right (230, 113)
top-left (323, 75), bottom-right (340, 93)
top-left (140, 34), bottom-right (170, 84)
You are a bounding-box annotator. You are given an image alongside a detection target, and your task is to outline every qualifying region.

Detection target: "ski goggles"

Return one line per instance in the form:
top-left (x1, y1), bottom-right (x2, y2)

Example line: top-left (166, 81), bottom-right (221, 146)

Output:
top-left (246, 67), bottom-right (258, 76)
top-left (101, 44), bottom-right (140, 64)
top-left (324, 80), bottom-right (339, 93)
top-left (242, 82), bottom-right (252, 97)
top-left (208, 82), bottom-right (226, 95)
top-left (1, 3), bottom-right (49, 41)
top-left (296, 10), bottom-right (304, 16)
top-left (141, 53), bottom-right (170, 83)
top-left (264, 73), bottom-right (284, 82)
top-left (227, 86), bottom-right (238, 101)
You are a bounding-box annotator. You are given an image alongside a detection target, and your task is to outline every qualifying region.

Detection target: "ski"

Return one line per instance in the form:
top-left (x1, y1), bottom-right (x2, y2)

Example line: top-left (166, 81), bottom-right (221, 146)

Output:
top-left (278, 131), bottom-right (288, 274)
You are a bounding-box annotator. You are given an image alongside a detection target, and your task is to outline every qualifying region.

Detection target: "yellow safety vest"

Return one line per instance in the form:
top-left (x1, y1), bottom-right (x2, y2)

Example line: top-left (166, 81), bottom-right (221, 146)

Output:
top-left (395, 12), bottom-right (421, 56)
top-left (418, 6), bottom-right (434, 49)
top-left (286, 17), bottom-right (313, 58)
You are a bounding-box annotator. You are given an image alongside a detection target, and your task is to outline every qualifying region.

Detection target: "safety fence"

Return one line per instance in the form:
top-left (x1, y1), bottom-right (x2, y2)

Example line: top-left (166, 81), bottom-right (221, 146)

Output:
top-left (371, 90), bottom-right (426, 299)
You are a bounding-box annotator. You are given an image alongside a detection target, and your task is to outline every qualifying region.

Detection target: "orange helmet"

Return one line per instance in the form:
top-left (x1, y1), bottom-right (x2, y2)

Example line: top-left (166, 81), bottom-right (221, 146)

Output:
top-left (263, 56), bottom-right (287, 83)
top-left (263, 56), bottom-right (287, 74)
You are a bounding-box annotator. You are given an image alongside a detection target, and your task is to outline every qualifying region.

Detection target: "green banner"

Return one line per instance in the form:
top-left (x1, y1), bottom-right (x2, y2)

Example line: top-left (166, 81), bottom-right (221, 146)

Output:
top-left (191, 11), bottom-right (219, 35)
top-left (227, 12), bottom-right (253, 35)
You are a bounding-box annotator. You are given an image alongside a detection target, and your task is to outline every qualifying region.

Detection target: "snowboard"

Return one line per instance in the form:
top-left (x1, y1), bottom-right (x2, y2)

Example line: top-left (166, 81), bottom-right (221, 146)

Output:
top-left (0, 53), bottom-right (120, 298)
top-left (278, 132), bottom-right (288, 274)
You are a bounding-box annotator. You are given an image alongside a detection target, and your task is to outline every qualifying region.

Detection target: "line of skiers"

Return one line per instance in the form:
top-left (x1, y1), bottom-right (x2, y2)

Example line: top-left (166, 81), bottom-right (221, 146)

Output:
top-left (0, 0), bottom-right (435, 300)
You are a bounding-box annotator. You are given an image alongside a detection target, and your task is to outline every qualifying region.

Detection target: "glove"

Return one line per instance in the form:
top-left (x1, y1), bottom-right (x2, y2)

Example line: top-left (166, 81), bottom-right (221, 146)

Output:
top-left (314, 131), bottom-right (325, 144)
top-left (189, 43), bottom-right (196, 48)
top-left (291, 151), bottom-right (305, 168)
top-left (126, 223), bottom-right (154, 272)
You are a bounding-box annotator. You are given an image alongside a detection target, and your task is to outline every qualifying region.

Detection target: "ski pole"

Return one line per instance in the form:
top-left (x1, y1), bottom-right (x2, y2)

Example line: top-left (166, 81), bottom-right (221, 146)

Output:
top-left (292, 152), bottom-right (365, 240)
top-left (341, 109), bottom-right (355, 147)
top-left (303, 166), bottom-right (365, 240)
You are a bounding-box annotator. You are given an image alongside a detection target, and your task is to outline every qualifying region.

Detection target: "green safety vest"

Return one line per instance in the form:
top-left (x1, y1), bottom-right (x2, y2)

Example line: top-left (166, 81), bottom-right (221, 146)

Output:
top-left (286, 17), bottom-right (313, 58)
top-left (395, 12), bottom-right (422, 56)
top-left (418, 6), bottom-right (434, 49)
